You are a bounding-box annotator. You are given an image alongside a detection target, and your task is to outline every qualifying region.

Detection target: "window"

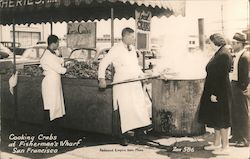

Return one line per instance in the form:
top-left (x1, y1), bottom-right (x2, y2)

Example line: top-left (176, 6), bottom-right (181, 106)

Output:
top-left (137, 33), bottom-right (149, 50)
top-left (10, 31), bottom-right (41, 47)
top-left (189, 41), bottom-right (195, 45)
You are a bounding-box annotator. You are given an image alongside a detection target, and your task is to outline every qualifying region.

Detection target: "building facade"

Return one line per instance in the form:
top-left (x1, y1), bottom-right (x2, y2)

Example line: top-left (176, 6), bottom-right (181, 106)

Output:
top-left (0, 25), bottom-right (44, 47)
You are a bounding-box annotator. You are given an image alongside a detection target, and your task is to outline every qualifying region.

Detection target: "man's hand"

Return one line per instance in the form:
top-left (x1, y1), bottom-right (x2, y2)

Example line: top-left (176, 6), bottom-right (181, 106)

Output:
top-left (242, 89), bottom-right (248, 96)
top-left (210, 94), bottom-right (218, 103)
top-left (143, 78), bottom-right (151, 84)
top-left (99, 78), bottom-right (107, 89)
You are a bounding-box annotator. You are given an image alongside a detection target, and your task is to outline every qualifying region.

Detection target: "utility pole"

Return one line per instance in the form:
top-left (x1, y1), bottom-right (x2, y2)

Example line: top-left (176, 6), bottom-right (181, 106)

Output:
top-left (220, 1), bottom-right (224, 35)
top-left (198, 18), bottom-right (204, 51)
top-left (0, 25), bottom-right (2, 41)
top-left (248, 0), bottom-right (250, 29)
top-left (42, 23), bottom-right (45, 41)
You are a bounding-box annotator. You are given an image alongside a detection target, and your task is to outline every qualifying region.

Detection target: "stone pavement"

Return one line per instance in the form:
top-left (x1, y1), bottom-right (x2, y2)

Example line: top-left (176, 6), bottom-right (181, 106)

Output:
top-left (0, 119), bottom-right (249, 159)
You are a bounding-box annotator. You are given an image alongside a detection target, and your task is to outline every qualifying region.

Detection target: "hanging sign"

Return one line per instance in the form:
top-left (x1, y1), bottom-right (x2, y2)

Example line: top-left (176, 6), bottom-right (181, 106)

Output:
top-left (67, 22), bottom-right (96, 48)
top-left (135, 9), bottom-right (152, 32)
top-left (135, 10), bottom-right (151, 50)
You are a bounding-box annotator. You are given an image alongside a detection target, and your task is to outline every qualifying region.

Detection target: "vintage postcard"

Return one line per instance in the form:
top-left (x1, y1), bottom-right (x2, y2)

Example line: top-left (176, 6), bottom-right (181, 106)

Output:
top-left (0, 0), bottom-right (249, 159)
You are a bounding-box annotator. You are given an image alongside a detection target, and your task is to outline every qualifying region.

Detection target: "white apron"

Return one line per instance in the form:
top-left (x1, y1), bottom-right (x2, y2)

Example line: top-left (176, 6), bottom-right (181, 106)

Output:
top-left (40, 50), bottom-right (67, 121)
top-left (98, 42), bottom-right (151, 133)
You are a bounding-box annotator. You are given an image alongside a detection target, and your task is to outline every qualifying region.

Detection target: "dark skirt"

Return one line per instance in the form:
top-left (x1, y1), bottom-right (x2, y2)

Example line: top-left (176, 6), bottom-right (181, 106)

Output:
top-left (198, 80), bottom-right (232, 129)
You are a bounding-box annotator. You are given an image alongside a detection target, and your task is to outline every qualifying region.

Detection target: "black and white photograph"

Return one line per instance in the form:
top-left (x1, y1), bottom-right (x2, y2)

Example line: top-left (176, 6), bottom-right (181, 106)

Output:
top-left (0, 0), bottom-right (249, 158)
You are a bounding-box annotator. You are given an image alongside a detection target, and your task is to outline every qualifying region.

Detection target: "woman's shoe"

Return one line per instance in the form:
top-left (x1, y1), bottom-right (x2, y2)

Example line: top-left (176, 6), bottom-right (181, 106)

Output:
top-left (212, 147), bottom-right (230, 155)
top-left (204, 144), bottom-right (221, 150)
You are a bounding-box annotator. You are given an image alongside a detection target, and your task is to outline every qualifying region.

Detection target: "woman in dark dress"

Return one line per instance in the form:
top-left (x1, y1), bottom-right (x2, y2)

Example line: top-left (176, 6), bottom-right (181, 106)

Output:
top-left (198, 33), bottom-right (233, 155)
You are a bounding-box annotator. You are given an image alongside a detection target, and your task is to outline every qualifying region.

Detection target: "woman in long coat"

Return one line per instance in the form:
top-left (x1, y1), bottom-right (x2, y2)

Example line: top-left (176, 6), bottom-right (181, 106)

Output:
top-left (198, 33), bottom-right (233, 155)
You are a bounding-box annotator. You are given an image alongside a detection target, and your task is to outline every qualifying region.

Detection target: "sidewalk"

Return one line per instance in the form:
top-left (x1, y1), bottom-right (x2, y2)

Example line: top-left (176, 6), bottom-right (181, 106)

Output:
top-left (48, 135), bottom-right (250, 159)
top-left (0, 119), bottom-right (249, 159)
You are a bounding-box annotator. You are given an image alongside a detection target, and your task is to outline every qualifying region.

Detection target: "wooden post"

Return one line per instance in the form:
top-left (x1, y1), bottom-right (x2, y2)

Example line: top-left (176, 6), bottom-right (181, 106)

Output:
top-left (142, 51), bottom-right (145, 72)
top-left (42, 23), bottom-right (45, 41)
top-left (110, 8), bottom-right (115, 80)
top-left (87, 50), bottom-right (91, 60)
top-left (12, 18), bottom-right (18, 124)
top-left (12, 21), bottom-right (16, 73)
top-left (198, 18), bottom-right (204, 51)
top-left (0, 25), bottom-right (2, 41)
top-left (50, 21), bottom-right (53, 35)
top-left (110, 7), bottom-right (115, 138)
top-left (111, 8), bottom-right (114, 47)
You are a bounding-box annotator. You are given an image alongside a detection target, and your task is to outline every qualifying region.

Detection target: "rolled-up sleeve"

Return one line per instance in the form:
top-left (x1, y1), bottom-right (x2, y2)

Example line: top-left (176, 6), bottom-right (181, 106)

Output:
top-left (98, 48), bottom-right (115, 79)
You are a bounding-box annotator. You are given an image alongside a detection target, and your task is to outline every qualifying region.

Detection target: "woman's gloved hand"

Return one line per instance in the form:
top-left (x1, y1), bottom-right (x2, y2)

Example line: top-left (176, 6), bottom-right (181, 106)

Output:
top-left (210, 94), bottom-right (218, 103)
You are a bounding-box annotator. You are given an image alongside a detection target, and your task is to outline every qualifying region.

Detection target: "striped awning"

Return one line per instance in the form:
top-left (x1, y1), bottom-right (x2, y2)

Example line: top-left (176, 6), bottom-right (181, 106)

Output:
top-left (0, 0), bottom-right (186, 25)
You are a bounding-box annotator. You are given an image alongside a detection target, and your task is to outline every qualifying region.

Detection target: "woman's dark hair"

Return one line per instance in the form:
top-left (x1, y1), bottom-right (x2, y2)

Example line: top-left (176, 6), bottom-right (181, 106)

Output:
top-left (209, 33), bottom-right (226, 46)
top-left (121, 27), bottom-right (134, 37)
top-left (47, 35), bottom-right (59, 45)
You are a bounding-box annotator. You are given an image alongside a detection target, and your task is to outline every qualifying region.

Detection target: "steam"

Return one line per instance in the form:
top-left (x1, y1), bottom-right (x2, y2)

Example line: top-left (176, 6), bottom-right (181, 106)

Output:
top-left (153, 28), bottom-right (211, 80)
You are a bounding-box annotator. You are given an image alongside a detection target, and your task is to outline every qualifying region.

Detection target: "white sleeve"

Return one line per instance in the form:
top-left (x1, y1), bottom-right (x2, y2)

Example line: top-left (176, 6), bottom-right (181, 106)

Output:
top-left (98, 48), bottom-right (115, 79)
top-left (42, 55), bottom-right (67, 74)
top-left (54, 57), bottom-right (66, 74)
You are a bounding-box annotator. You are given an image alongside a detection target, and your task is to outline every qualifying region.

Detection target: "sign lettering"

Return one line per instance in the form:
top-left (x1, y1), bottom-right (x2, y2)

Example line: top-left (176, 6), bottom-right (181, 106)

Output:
top-left (137, 21), bottom-right (150, 32)
top-left (135, 10), bottom-right (151, 50)
top-left (0, 0), bottom-right (59, 8)
top-left (67, 22), bottom-right (96, 48)
top-left (135, 10), bottom-right (152, 32)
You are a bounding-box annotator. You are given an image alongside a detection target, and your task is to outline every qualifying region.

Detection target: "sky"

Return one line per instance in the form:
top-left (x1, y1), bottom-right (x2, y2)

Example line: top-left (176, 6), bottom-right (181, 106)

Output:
top-left (151, 0), bottom-right (249, 39)
top-left (2, 0), bottom-right (248, 78)
top-left (185, 0), bottom-right (249, 38)
top-left (43, 0), bottom-right (249, 41)
top-left (150, 0), bottom-right (249, 78)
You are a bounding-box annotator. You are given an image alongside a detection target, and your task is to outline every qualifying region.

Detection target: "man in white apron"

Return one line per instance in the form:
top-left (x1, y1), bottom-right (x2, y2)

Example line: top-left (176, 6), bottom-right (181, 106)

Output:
top-left (98, 28), bottom-right (151, 146)
top-left (40, 35), bottom-right (67, 122)
top-left (230, 32), bottom-right (249, 147)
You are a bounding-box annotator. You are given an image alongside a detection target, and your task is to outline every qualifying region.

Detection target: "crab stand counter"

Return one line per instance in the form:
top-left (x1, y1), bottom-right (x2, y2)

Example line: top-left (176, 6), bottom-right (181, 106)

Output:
top-left (152, 78), bottom-right (206, 136)
top-left (1, 74), bottom-right (119, 135)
